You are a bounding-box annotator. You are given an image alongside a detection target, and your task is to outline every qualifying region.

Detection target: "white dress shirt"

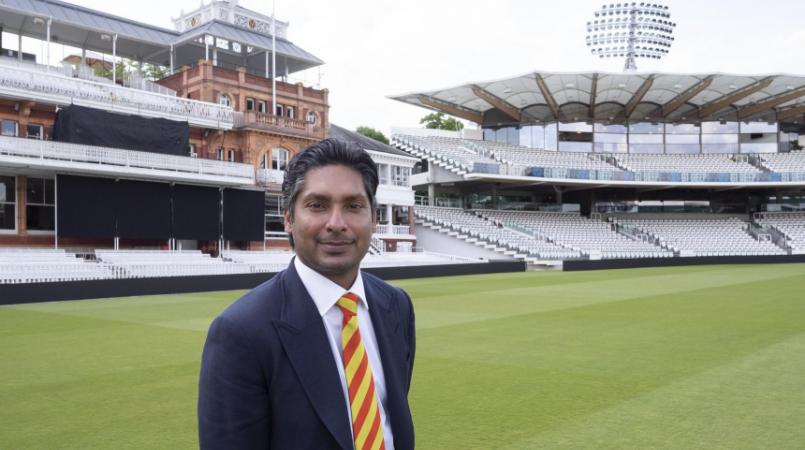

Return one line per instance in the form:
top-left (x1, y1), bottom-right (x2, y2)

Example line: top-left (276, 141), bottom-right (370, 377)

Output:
top-left (294, 257), bottom-right (395, 449)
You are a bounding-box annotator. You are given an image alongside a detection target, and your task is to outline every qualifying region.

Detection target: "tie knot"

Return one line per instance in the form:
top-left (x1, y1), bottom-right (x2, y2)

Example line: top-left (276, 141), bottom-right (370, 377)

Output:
top-left (336, 292), bottom-right (359, 317)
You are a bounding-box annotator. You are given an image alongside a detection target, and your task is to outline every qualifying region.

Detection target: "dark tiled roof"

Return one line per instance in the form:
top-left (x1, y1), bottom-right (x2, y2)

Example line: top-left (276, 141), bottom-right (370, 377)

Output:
top-left (329, 124), bottom-right (413, 158)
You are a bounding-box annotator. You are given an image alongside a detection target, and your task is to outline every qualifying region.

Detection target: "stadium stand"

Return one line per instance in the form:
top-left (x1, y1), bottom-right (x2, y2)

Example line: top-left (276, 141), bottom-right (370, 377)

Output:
top-left (757, 151), bottom-right (805, 174)
top-left (755, 212), bottom-right (805, 254)
top-left (474, 140), bottom-right (618, 171)
top-left (0, 248), bottom-right (112, 284)
top-left (476, 209), bottom-right (673, 259)
top-left (392, 135), bottom-right (500, 175)
top-left (415, 206), bottom-right (582, 262)
top-left (611, 217), bottom-right (786, 257)
top-left (612, 153), bottom-right (762, 174)
top-left (94, 250), bottom-right (254, 278)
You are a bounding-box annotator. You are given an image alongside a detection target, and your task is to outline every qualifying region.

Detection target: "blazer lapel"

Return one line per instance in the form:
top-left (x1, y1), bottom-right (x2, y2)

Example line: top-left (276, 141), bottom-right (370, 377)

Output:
top-left (273, 262), bottom-right (353, 450)
top-left (365, 278), bottom-right (411, 448)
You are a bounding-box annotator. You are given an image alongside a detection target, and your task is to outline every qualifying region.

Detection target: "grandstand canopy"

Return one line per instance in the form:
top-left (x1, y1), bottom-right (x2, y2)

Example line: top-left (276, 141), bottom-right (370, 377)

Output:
top-left (389, 71), bottom-right (805, 126)
top-left (0, 0), bottom-right (323, 75)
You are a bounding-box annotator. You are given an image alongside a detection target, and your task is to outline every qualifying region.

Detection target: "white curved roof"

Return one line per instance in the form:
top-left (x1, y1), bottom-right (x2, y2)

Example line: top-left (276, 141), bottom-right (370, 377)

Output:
top-left (389, 71), bottom-right (805, 125)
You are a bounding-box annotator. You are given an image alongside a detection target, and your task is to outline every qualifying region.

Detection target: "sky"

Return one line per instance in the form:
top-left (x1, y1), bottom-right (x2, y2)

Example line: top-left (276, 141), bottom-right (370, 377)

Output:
top-left (12, 0), bottom-right (805, 136)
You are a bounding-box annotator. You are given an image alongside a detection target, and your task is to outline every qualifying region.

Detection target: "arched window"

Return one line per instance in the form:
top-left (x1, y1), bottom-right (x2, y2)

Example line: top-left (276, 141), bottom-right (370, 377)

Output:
top-left (286, 106), bottom-right (295, 119)
top-left (218, 94), bottom-right (231, 107)
top-left (272, 147), bottom-right (289, 171)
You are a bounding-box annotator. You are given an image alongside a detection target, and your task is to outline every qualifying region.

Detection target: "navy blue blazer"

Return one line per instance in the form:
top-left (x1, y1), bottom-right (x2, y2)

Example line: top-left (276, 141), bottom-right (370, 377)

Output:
top-left (198, 261), bottom-right (415, 449)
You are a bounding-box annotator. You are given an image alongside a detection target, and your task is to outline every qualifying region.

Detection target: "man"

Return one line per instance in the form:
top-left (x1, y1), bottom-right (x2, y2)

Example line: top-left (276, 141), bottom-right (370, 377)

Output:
top-left (198, 138), bottom-right (416, 450)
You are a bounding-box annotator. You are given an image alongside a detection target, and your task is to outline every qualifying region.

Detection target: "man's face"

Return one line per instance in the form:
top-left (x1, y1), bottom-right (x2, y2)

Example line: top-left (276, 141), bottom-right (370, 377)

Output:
top-left (285, 164), bottom-right (375, 288)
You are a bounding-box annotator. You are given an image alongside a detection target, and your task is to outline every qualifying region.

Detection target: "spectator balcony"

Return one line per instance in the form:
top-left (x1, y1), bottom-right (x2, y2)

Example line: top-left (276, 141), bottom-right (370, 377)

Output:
top-left (234, 111), bottom-right (325, 139)
top-left (0, 135), bottom-right (254, 186)
top-left (0, 57), bottom-right (234, 129)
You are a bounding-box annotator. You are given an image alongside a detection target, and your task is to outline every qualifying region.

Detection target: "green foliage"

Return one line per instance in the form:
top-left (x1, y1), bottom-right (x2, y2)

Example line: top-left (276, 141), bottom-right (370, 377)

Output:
top-left (419, 112), bottom-right (465, 131)
top-left (356, 126), bottom-right (389, 145)
top-left (2, 264), bottom-right (805, 448)
top-left (93, 58), bottom-right (171, 83)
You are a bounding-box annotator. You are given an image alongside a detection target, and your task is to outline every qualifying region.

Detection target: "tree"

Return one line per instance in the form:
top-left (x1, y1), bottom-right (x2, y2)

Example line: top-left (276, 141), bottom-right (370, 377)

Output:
top-left (356, 126), bottom-right (389, 145)
top-left (419, 112), bottom-right (464, 131)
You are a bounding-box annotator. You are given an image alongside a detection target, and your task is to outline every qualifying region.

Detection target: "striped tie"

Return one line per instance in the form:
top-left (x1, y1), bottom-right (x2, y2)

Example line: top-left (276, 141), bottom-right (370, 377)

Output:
top-left (336, 292), bottom-right (386, 450)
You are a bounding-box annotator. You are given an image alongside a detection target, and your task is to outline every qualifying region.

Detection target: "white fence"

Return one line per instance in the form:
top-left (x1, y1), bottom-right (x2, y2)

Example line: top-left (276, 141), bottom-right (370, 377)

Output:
top-left (375, 224), bottom-right (412, 236)
top-left (0, 59), bottom-right (234, 129)
top-left (0, 136), bottom-right (254, 185)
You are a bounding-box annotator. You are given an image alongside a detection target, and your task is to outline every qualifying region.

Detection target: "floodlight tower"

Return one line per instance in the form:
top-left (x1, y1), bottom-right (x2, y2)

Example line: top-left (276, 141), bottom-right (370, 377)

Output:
top-left (585, 2), bottom-right (676, 72)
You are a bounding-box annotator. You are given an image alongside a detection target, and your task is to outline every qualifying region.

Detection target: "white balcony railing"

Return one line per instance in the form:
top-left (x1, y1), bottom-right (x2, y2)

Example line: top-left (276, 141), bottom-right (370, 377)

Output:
top-left (375, 224), bottom-right (413, 236)
top-left (0, 59), bottom-right (234, 129)
top-left (256, 168), bottom-right (285, 185)
top-left (0, 136), bottom-right (254, 185)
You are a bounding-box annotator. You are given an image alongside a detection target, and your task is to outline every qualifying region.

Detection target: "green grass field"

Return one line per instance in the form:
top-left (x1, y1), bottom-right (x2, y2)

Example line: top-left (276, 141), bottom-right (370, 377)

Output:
top-left (2, 264), bottom-right (805, 449)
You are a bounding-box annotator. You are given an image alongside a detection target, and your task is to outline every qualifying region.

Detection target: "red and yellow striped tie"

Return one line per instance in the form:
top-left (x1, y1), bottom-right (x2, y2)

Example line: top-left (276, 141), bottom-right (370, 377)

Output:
top-left (336, 292), bottom-right (386, 450)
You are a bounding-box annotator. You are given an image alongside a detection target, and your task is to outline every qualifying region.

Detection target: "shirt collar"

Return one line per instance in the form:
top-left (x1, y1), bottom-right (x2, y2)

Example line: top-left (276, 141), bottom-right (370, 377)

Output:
top-left (294, 256), bottom-right (368, 317)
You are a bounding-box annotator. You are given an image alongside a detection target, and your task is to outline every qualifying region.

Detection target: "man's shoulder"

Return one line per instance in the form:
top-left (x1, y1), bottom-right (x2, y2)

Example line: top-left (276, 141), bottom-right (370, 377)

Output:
top-left (218, 268), bottom-right (288, 325)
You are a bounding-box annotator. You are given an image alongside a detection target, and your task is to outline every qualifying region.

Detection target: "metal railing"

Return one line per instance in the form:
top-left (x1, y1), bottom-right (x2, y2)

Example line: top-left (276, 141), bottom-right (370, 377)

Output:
top-left (375, 224), bottom-right (412, 235)
top-left (0, 59), bottom-right (234, 129)
top-left (257, 168), bottom-right (285, 185)
top-left (0, 136), bottom-right (254, 183)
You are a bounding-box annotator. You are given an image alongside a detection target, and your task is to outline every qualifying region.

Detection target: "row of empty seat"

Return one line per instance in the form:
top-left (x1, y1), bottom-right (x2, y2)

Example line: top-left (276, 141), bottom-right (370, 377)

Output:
top-left (755, 212), bottom-right (805, 253)
top-left (613, 153), bottom-right (762, 174)
top-left (613, 217), bottom-right (785, 256)
top-left (391, 134), bottom-right (805, 180)
top-left (392, 135), bottom-right (500, 175)
top-left (416, 206), bottom-right (581, 261)
top-left (759, 152), bottom-right (805, 173)
top-left (476, 209), bottom-right (672, 259)
top-left (0, 248), bottom-right (112, 284)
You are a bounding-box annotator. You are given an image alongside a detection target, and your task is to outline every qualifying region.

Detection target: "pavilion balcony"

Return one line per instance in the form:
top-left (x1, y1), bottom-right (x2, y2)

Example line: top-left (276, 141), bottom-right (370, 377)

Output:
top-left (0, 136), bottom-right (253, 186)
top-left (0, 57), bottom-right (234, 130)
top-left (256, 168), bottom-right (284, 186)
top-left (234, 111), bottom-right (325, 139)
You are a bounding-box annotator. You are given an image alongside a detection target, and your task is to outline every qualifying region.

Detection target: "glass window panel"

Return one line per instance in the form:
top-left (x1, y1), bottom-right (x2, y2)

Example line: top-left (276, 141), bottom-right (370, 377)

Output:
top-left (629, 134), bottom-right (663, 144)
top-left (594, 142), bottom-right (628, 153)
top-left (666, 134), bottom-right (699, 144)
top-left (558, 122), bottom-right (593, 132)
top-left (1, 120), bottom-right (17, 136)
top-left (519, 126), bottom-right (532, 148)
top-left (531, 125), bottom-right (545, 149)
top-left (483, 128), bottom-right (496, 141)
top-left (629, 122), bottom-right (664, 133)
top-left (740, 143), bottom-right (777, 154)
top-left (702, 144), bottom-right (739, 154)
top-left (544, 123), bottom-right (557, 150)
top-left (558, 141), bottom-right (592, 152)
top-left (0, 176), bottom-right (15, 203)
top-left (666, 143), bottom-right (701, 154)
top-left (0, 203), bottom-right (15, 230)
top-left (26, 205), bottom-right (54, 231)
top-left (629, 144), bottom-right (664, 154)
top-left (594, 123), bottom-right (627, 133)
top-left (26, 178), bottom-right (45, 204)
top-left (702, 134), bottom-right (739, 144)
top-left (595, 133), bottom-right (628, 143)
top-left (666, 123), bottom-right (700, 134)
top-left (272, 148), bottom-right (289, 170)
top-left (377, 164), bottom-right (389, 184)
top-left (740, 121), bottom-right (777, 133)
top-left (701, 121), bottom-right (739, 133)
top-left (26, 124), bottom-right (43, 139)
top-left (506, 127), bottom-right (519, 145)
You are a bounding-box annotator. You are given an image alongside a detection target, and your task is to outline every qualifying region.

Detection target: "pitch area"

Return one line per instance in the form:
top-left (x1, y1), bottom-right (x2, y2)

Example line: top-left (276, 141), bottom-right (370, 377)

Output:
top-left (2, 264), bottom-right (804, 449)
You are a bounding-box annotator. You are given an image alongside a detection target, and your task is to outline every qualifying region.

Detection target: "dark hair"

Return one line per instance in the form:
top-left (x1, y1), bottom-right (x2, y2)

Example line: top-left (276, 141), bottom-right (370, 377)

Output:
top-left (282, 138), bottom-right (379, 247)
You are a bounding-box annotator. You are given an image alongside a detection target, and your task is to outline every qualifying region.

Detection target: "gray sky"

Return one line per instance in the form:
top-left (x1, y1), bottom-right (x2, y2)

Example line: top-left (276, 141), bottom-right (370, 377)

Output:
top-left (25, 0), bottom-right (805, 135)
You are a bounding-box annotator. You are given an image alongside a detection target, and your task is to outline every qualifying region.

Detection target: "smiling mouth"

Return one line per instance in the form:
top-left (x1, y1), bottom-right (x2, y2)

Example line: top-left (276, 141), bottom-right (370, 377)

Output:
top-left (319, 240), bottom-right (354, 247)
